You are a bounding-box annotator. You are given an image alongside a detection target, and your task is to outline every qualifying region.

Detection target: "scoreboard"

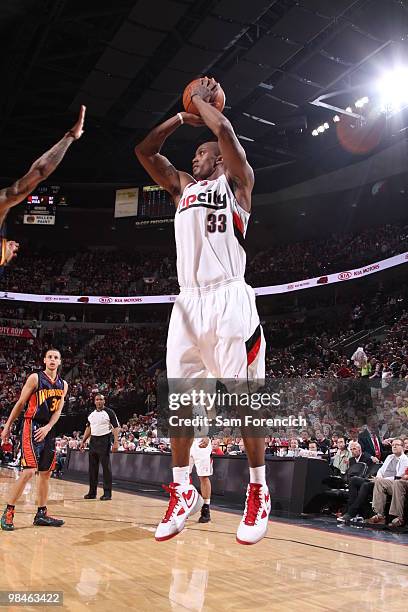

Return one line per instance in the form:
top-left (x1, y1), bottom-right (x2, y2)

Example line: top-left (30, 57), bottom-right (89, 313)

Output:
top-left (139, 185), bottom-right (174, 219)
top-left (23, 185), bottom-right (65, 225)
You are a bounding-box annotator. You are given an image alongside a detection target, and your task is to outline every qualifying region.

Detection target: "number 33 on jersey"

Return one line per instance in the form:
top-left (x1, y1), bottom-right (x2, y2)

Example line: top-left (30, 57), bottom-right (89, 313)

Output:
top-left (175, 174), bottom-right (249, 289)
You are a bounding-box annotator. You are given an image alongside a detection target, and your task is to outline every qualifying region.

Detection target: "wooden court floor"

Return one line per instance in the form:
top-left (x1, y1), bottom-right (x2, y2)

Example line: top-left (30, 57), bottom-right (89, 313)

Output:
top-left (1, 467), bottom-right (407, 612)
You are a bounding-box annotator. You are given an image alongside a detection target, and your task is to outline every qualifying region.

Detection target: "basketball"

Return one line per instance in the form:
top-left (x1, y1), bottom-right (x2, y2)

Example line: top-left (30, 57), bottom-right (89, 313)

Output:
top-left (182, 77), bottom-right (225, 115)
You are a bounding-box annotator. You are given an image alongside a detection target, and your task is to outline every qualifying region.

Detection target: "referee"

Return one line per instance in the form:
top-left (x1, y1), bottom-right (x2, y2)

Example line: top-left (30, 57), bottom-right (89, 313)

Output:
top-left (80, 394), bottom-right (120, 500)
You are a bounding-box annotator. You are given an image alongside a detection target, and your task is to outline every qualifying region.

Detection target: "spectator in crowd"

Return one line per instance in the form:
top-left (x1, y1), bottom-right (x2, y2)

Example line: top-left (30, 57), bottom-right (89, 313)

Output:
top-left (358, 422), bottom-right (386, 463)
top-left (337, 442), bottom-right (373, 523)
top-left (287, 438), bottom-right (299, 457)
top-left (299, 430), bottom-right (312, 449)
top-left (211, 439), bottom-right (224, 456)
top-left (332, 437), bottom-right (351, 475)
top-left (315, 430), bottom-right (331, 455)
top-left (366, 439), bottom-right (408, 525)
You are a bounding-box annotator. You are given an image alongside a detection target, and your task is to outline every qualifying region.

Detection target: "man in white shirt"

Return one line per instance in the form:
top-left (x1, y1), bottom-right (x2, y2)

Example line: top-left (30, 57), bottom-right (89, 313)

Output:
top-left (332, 437), bottom-right (351, 475)
top-left (367, 439), bottom-right (408, 525)
top-left (80, 394), bottom-right (120, 500)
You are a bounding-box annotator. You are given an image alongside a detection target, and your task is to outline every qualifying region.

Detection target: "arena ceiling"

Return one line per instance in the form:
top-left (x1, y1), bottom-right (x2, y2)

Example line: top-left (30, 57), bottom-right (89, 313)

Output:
top-left (1, 0), bottom-right (408, 189)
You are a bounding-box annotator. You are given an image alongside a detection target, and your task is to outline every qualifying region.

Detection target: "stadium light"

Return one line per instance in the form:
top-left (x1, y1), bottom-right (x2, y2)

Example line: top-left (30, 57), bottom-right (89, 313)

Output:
top-left (312, 129), bottom-right (318, 136)
top-left (345, 106), bottom-right (353, 113)
top-left (355, 96), bottom-right (369, 108)
top-left (323, 122), bottom-right (329, 129)
top-left (377, 68), bottom-right (408, 111)
top-left (333, 115), bottom-right (340, 122)
top-left (317, 125), bottom-right (325, 133)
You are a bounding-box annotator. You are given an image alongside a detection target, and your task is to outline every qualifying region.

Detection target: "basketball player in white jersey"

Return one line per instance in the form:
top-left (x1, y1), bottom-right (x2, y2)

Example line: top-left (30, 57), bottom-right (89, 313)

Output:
top-left (135, 77), bottom-right (270, 545)
top-left (189, 437), bottom-right (212, 523)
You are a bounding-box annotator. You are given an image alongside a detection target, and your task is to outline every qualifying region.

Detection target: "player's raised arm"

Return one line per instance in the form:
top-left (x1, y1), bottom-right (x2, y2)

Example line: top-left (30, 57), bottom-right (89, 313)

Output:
top-left (134, 112), bottom-right (202, 204)
top-left (0, 105), bottom-right (86, 227)
top-left (189, 78), bottom-right (254, 212)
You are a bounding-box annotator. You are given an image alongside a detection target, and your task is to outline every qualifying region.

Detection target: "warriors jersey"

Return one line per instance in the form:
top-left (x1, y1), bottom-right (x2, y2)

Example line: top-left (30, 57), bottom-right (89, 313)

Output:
top-left (25, 371), bottom-right (65, 424)
top-left (175, 174), bottom-right (249, 289)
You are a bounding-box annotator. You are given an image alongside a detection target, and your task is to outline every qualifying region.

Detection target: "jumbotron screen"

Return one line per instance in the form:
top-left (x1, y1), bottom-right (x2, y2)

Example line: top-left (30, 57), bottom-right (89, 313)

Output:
top-left (23, 185), bottom-right (66, 225)
top-left (139, 185), bottom-right (174, 218)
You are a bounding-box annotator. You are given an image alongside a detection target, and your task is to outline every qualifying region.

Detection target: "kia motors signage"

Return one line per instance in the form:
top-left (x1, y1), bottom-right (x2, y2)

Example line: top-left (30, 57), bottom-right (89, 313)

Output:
top-left (1, 252), bottom-right (407, 304)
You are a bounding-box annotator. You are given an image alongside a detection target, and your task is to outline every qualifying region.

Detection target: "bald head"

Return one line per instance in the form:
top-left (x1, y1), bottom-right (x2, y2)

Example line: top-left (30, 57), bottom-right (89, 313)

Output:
top-left (203, 141), bottom-right (220, 155)
top-left (192, 141), bottom-right (222, 180)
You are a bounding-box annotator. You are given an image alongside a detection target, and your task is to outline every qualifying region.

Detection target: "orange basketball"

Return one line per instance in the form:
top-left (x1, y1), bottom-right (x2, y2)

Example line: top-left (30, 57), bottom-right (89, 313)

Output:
top-left (182, 78), bottom-right (225, 116)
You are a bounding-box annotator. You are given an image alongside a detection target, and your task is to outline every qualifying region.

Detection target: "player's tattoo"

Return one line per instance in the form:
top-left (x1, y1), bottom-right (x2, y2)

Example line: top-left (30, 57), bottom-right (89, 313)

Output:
top-left (33, 136), bottom-right (74, 176)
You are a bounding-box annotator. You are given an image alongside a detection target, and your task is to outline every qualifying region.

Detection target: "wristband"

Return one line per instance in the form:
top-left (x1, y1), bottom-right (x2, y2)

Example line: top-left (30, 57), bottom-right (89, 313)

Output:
top-left (177, 112), bottom-right (184, 125)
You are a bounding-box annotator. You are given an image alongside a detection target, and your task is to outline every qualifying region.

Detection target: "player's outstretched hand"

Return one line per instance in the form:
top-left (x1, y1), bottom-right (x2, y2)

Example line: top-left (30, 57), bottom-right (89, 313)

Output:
top-left (190, 77), bottom-right (219, 103)
top-left (67, 105), bottom-right (86, 140)
top-left (181, 112), bottom-right (205, 127)
top-left (5, 240), bottom-right (19, 264)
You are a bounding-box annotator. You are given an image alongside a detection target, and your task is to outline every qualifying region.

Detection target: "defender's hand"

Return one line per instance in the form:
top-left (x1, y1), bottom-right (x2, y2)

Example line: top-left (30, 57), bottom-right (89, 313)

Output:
top-left (67, 105), bottom-right (86, 140)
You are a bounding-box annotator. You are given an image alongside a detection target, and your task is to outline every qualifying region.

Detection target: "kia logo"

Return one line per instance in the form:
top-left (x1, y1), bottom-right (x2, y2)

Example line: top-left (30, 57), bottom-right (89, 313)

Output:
top-left (99, 297), bottom-right (113, 304)
top-left (338, 272), bottom-right (352, 280)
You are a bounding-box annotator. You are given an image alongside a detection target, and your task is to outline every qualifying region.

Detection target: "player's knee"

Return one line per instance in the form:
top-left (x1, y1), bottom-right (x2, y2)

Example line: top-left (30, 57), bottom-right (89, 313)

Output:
top-left (39, 470), bottom-right (51, 479)
top-left (21, 469), bottom-right (35, 480)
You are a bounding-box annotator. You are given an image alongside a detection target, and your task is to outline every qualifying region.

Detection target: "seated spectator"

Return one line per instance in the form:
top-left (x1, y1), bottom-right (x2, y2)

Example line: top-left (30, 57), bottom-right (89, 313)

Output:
top-left (300, 441), bottom-right (322, 459)
top-left (366, 439), bottom-right (408, 525)
top-left (299, 430), bottom-right (311, 449)
top-left (211, 439), bottom-right (224, 456)
top-left (0, 437), bottom-right (13, 463)
top-left (332, 437), bottom-right (351, 475)
top-left (358, 422), bottom-right (386, 463)
top-left (337, 442), bottom-right (374, 523)
top-left (388, 466), bottom-right (408, 529)
top-left (315, 430), bottom-right (331, 455)
top-left (287, 438), bottom-right (299, 457)
top-left (157, 441), bottom-right (169, 453)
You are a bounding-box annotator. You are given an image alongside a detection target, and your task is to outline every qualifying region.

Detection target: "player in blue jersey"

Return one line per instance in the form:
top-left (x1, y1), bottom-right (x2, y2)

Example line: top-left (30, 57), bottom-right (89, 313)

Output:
top-left (0, 105), bottom-right (86, 278)
top-left (0, 349), bottom-right (68, 530)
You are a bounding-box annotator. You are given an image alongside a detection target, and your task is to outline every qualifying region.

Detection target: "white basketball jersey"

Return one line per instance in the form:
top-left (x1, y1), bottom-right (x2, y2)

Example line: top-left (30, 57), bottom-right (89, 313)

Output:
top-left (175, 174), bottom-right (249, 289)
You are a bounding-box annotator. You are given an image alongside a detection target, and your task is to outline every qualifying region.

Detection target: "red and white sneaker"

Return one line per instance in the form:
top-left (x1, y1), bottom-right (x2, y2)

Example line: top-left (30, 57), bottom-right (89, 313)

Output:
top-left (155, 482), bottom-right (203, 542)
top-left (236, 483), bottom-right (271, 545)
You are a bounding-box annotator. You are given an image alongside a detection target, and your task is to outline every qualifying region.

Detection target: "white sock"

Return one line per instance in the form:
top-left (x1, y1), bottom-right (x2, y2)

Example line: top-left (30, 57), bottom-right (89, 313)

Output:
top-left (172, 466), bottom-right (190, 485)
top-left (249, 466), bottom-right (266, 485)
top-left (203, 498), bottom-right (211, 505)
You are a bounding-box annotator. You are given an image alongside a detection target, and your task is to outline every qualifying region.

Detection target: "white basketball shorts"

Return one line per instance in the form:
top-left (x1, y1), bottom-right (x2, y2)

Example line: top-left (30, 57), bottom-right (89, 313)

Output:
top-left (189, 439), bottom-right (213, 477)
top-left (166, 279), bottom-right (265, 380)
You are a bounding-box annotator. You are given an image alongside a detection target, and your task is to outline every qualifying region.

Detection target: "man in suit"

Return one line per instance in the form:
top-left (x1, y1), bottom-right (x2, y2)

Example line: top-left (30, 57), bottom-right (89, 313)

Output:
top-left (358, 421), bottom-right (387, 463)
top-left (337, 441), bottom-right (373, 522)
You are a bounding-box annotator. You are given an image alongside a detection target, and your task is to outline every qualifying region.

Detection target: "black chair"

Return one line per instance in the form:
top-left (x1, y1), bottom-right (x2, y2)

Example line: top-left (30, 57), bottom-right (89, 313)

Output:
top-left (321, 462), bottom-right (370, 515)
top-left (346, 461), bottom-right (368, 481)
